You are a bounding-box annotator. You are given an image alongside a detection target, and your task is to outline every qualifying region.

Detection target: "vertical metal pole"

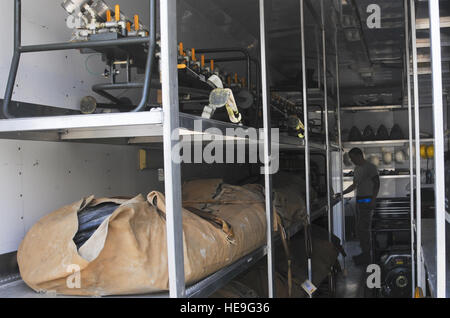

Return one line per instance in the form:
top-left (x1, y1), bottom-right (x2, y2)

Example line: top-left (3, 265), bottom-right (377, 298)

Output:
top-left (404, 0), bottom-right (416, 297)
top-left (316, 26), bottom-right (321, 89)
top-left (160, 0), bottom-right (185, 298)
top-left (300, 0), bottom-right (313, 284)
top-left (321, 0), bottom-right (332, 242)
top-left (410, 0), bottom-right (424, 291)
top-left (2, 0), bottom-right (22, 119)
top-left (335, 26), bottom-right (346, 271)
top-left (259, 0), bottom-right (275, 298)
top-left (428, 0), bottom-right (446, 298)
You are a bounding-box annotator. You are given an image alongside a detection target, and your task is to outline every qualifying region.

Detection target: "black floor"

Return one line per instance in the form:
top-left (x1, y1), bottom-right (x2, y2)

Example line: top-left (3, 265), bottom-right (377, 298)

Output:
top-left (335, 240), bottom-right (366, 298)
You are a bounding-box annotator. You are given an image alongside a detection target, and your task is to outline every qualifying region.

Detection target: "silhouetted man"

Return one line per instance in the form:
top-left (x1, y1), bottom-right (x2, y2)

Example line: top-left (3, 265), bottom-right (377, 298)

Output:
top-left (336, 148), bottom-right (380, 265)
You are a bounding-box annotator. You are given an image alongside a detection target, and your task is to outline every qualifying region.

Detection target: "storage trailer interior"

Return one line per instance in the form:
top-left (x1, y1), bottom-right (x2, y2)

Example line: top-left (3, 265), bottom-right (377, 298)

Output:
top-left (0, 0), bottom-right (448, 298)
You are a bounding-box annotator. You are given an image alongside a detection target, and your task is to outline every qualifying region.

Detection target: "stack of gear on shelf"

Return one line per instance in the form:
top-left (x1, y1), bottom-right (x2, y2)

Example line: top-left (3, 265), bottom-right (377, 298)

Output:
top-left (17, 177), bottom-right (316, 296)
top-left (177, 43), bottom-right (250, 125)
top-left (346, 124), bottom-right (405, 142)
top-left (272, 172), bottom-right (317, 228)
top-left (270, 93), bottom-right (305, 139)
top-left (212, 225), bottom-right (344, 298)
top-left (62, 1), bottom-right (250, 125)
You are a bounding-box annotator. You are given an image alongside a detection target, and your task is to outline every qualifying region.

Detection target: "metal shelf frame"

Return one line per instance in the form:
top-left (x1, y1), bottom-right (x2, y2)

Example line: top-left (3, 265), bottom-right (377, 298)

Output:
top-left (407, 0), bottom-right (447, 298)
top-left (342, 138), bottom-right (434, 148)
top-left (0, 0), bottom-right (344, 298)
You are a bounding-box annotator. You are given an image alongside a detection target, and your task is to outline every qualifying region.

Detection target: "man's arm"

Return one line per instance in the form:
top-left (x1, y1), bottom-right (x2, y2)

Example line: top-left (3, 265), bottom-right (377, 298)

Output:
top-left (334, 183), bottom-right (355, 200)
top-left (343, 183), bottom-right (355, 195)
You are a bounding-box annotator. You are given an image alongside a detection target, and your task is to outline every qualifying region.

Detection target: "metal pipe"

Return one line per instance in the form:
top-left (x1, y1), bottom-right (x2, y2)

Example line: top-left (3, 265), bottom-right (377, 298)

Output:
top-left (335, 25), bottom-right (346, 272)
top-left (410, 0), bottom-right (423, 292)
top-left (18, 37), bottom-right (151, 53)
top-left (321, 0), bottom-right (332, 243)
top-left (93, 82), bottom-right (145, 90)
top-left (259, 0), bottom-right (275, 298)
top-left (92, 82), bottom-right (146, 106)
top-left (404, 0), bottom-right (416, 297)
top-left (428, 0), bottom-right (446, 298)
top-left (93, 87), bottom-right (123, 105)
top-left (300, 0), bottom-right (313, 285)
top-left (160, 0), bottom-right (185, 298)
top-left (316, 26), bottom-right (321, 89)
top-left (131, 0), bottom-right (156, 112)
top-left (196, 47), bottom-right (252, 91)
top-left (2, 0), bottom-right (22, 119)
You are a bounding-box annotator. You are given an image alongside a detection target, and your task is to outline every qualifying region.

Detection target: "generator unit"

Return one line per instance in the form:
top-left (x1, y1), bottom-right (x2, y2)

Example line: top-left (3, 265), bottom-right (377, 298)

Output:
top-left (379, 253), bottom-right (412, 298)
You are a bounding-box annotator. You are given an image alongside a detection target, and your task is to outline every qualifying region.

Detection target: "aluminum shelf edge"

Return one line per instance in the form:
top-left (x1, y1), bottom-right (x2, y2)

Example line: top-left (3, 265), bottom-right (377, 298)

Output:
top-left (343, 138), bottom-right (434, 148)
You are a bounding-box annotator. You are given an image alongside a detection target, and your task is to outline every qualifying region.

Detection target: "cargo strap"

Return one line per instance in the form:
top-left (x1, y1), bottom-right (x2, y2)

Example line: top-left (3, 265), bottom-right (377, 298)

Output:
top-left (276, 213), bottom-right (293, 297)
top-left (184, 206), bottom-right (235, 244)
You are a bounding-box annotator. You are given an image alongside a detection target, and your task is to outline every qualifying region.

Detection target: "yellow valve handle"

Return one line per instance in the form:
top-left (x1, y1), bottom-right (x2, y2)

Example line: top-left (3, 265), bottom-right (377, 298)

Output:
top-left (126, 22), bottom-right (131, 32)
top-left (179, 42), bottom-right (184, 56)
top-left (191, 48), bottom-right (197, 61)
top-left (106, 10), bottom-right (112, 22)
top-left (134, 15), bottom-right (140, 31)
top-left (177, 64), bottom-right (187, 69)
top-left (201, 55), bottom-right (205, 68)
top-left (210, 59), bottom-right (214, 72)
top-left (234, 73), bottom-right (238, 83)
top-left (115, 5), bottom-right (120, 22)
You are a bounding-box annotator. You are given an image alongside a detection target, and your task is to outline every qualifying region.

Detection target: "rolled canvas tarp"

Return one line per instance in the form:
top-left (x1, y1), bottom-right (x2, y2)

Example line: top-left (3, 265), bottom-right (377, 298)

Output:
top-left (17, 179), bottom-right (267, 296)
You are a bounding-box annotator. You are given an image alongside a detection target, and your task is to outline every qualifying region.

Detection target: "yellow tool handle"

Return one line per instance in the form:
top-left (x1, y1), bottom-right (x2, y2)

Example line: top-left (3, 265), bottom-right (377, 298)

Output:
top-left (106, 10), bottom-right (111, 22)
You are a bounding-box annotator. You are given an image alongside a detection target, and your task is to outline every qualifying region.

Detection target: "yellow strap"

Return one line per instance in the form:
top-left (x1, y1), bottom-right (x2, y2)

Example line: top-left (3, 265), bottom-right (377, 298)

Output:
top-left (414, 287), bottom-right (424, 298)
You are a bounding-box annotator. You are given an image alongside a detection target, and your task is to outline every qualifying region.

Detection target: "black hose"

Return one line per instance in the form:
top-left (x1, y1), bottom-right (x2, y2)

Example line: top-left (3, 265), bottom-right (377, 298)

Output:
top-left (132, 0), bottom-right (156, 112)
top-left (74, 202), bottom-right (119, 248)
top-left (2, 0), bottom-right (21, 119)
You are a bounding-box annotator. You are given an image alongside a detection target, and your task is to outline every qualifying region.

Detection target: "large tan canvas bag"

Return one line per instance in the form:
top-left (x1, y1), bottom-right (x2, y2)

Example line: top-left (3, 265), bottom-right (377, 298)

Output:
top-left (17, 180), bottom-right (267, 296)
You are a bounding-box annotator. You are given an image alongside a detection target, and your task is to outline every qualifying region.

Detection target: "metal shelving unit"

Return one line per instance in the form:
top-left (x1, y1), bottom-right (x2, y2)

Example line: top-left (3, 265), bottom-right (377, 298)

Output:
top-left (343, 175), bottom-right (412, 181)
top-left (0, 0), bottom-right (343, 298)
